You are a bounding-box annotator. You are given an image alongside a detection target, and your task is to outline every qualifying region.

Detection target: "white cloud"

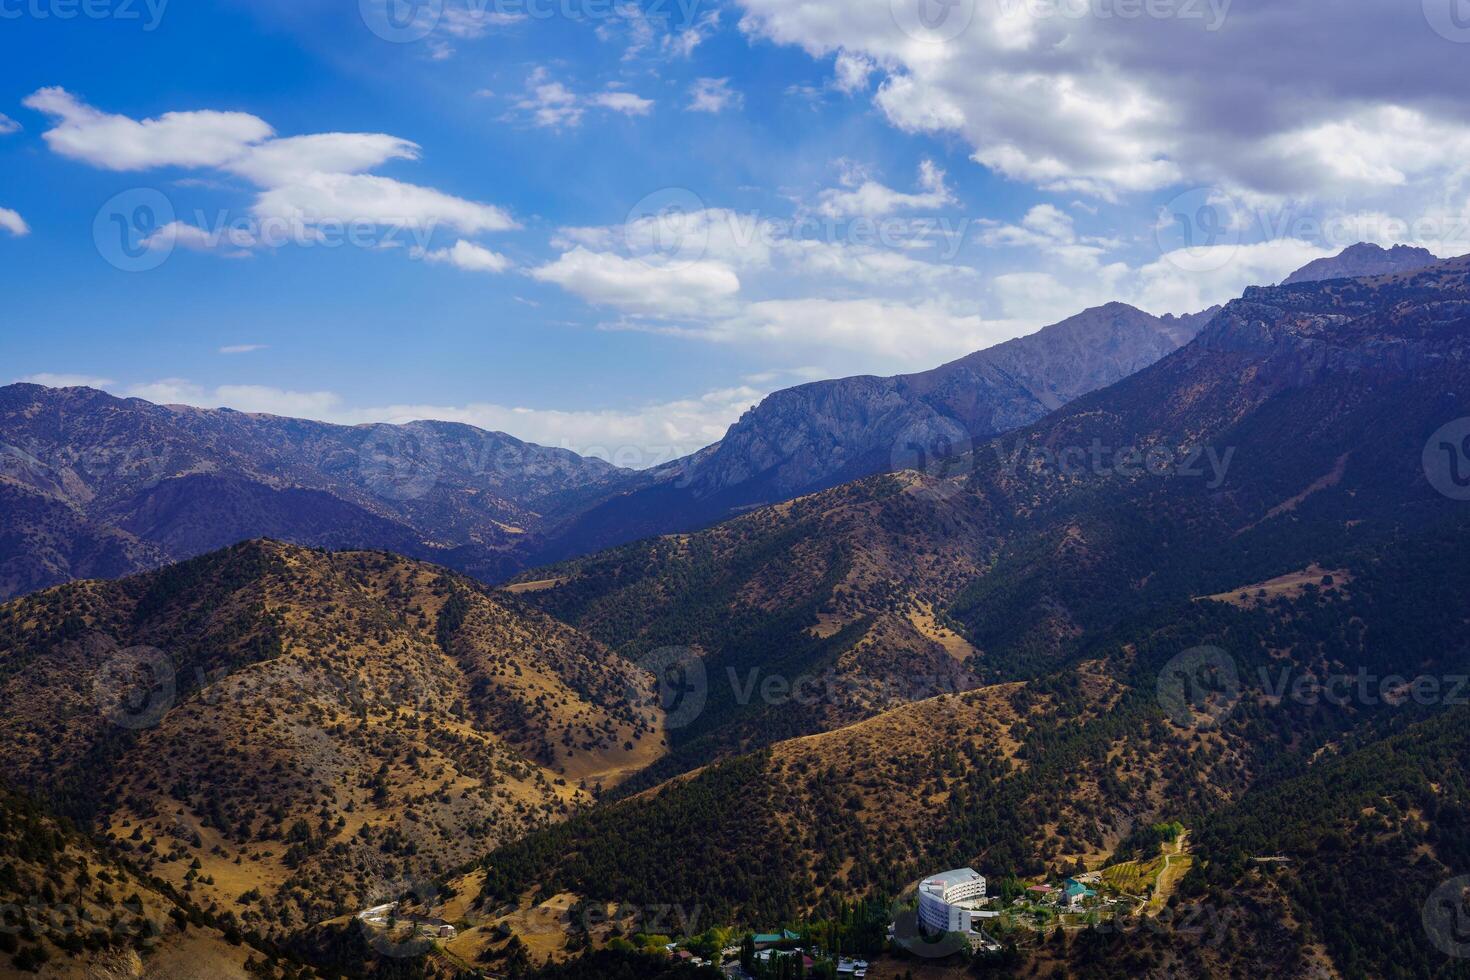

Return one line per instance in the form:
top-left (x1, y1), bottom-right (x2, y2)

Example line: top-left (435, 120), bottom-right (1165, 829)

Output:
top-left (1131, 240), bottom-right (1336, 315)
top-left (774, 237), bottom-right (975, 284)
top-left (0, 207), bottom-right (28, 237)
top-left (343, 386), bottom-right (763, 464)
top-left (733, 0), bottom-right (1470, 203)
top-left (515, 71), bottom-right (655, 127)
top-left (601, 2), bottom-right (658, 61)
top-left (219, 345), bottom-right (268, 355)
top-left (540, 200), bottom-right (994, 371)
top-left (833, 51), bottom-right (875, 94)
top-left (415, 239), bottom-right (512, 273)
top-left (688, 77), bottom-right (743, 114)
top-left (531, 247), bottom-right (742, 317)
top-left (0, 113), bottom-right (20, 135)
top-left (1249, 106), bottom-right (1470, 194)
top-left (224, 133), bottom-right (420, 186)
top-left (439, 5), bottom-right (525, 38)
top-left (517, 75), bottom-right (584, 128)
top-left (251, 172), bottom-right (516, 235)
top-left (16, 373), bottom-right (114, 388)
top-left (591, 91), bottom-right (655, 116)
top-left (815, 160), bottom-right (955, 218)
top-left (977, 205), bottom-right (1121, 275)
top-left (27, 88), bottom-right (515, 253)
top-left (555, 204), bottom-right (974, 289)
top-left (702, 298), bottom-right (1025, 369)
top-left (663, 10), bottom-right (720, 58)
top-left (119, 379), bottom-right (343, 418)
top-left (145, 220), bottom-right (257, 258)
top-left (24, 87), bottom-right (273, 171)
top-left (980, 211), bottom-right (1337, 322)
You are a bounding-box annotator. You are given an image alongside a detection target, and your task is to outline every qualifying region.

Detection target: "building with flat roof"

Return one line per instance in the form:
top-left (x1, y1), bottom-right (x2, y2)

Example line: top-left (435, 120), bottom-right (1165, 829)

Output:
top-left (917, 868), bottom-right (988, 935)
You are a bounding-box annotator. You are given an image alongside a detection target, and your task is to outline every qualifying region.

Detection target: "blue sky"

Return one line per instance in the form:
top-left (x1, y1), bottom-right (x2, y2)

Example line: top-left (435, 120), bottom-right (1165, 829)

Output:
top-left (3, 0), bottom-right (1470, 463)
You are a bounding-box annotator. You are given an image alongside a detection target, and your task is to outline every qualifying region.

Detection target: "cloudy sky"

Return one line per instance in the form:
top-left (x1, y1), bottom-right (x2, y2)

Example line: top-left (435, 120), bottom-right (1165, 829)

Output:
top-left (4, 0), bottom-right (1470, 463)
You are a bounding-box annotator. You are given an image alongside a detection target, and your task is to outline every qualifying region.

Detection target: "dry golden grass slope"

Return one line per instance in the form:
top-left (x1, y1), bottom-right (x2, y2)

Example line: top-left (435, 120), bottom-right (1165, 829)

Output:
top-left (453, 650), bottom-right (1267, 970)
top-left (516, 472), bottom-right (1007, 763)
top-left (0, 788), bottom-right (263, 979)
top-left (0, 540), bottom-right (663, 943)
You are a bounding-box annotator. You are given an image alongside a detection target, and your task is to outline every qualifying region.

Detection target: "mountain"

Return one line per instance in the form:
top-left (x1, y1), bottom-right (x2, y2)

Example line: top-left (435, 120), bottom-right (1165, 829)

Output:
top-left (0, 298), bottom-right (1229, 601)
top-left (0, 785), bottom-right (274, 978)
top-left (506, 468), bottom-right (998, 790)
top-left (532, 303), bottom-right (1216, 562)
top-left (0, 540), bottom-right (662, 942)
top-left (466, 514), bottom-right (1470, 978)
top-left (459, 254), bottom-right (1470, 972)
top-left (0, 384), bottom-right (629, 599)
top-left (937, 251), bottom-right (1470, 676)
top-left (10, 252), bottom-right (1470, 975)
top-left (510, 254), bottom-right (1470, 786)
top-left (1281, 241), bottom-right (1438, 285)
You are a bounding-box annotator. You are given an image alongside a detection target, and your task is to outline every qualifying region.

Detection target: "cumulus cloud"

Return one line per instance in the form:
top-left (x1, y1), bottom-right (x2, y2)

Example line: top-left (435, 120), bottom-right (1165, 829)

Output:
top-left (531, 247), bottom-right (742, 317)
top-left (980, 205), bottom-right (1338, 322)
top-left (774, 237), bottom-right (976, 284)
top-left (439, 4), bottom-right (525, 38)
top-left (0, 113), bottom-right (20, 135)
top-left (144, 220), bottom-right (256, 257)
top-left (415, 240), bottom-right (512, 273)
top-left (688, 77), bottom-right (742, 113)
top-left (699, 298), bottom-right (1026, 368)
top-left (27, 88), bottom-right (514, 255)
top-left (0, 207), bottom-right (28, 237)
top-left (516, 76), bottom-right (583, 128)
top-left (252, 172), bottom-right (515, 235)
top-left (1131, 240), bottom-right (1336, 315)
top-left (15, 373), bottom-right (115, 388)
top-left (553, 202), bottom-right (975, 291)
top-left (833, 52), bottom-right (876, 94)
top-left (815, 160), bottom-right (955, 218)
top-left (734, 0), bottom-right (1470, 203)
top-left (538, 194), bottom-right (996, 372)
top-left (663, 10), bottom-right (721, 58)
top-left (24, 87), bottom-right (274, 171)
top-left (515, 70), bottom-right (656, 128)
top-left (119, 379), bottom-right (344, 418)
top-left (591, 91), bottom-right (655, 116)
top-left (224, 133), bottom-right (421, 186)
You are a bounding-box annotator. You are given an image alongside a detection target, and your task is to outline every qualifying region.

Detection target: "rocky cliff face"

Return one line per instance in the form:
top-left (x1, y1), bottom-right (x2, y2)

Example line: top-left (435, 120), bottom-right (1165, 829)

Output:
top-left (1282, 242), bottom-right (1438, 285)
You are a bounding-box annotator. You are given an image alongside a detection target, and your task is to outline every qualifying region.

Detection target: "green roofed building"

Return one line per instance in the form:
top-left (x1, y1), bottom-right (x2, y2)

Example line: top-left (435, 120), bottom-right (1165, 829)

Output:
top-left (1063, 879), bottom-right (1097, 907)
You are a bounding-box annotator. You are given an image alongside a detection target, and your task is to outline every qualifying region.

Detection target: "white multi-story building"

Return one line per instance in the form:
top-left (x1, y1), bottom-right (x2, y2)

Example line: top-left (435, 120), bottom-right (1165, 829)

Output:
top-left (917, 868), bottom-right (988, 935)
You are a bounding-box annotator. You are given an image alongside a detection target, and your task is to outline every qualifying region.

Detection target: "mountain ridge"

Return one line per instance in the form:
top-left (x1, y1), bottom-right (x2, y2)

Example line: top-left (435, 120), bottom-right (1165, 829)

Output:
top-left (532, 301), bottom-right (1219, 562)
top-left (0, 538), bottom-right (664, 942)
top-left (1281, 241), bottom-right (1439, 285)
top-left (0, 383), bottom-right (631, 598)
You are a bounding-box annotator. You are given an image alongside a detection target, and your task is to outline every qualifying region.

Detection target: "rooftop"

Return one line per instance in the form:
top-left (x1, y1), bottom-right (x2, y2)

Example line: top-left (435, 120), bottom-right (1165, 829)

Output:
top-left (920, 868), bottom-right (984, 896)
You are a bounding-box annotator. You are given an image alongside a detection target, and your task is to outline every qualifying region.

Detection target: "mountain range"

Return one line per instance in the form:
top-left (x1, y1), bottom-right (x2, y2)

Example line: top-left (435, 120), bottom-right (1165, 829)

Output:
top-left (3, 243), bottom-right (1470, 977)
top-left (0, 384), bottom-right (629, 599)
top-left (534, 302), bottom-right (1218, 561)
top-left (0, 302), bottom-right (1215, 601)
top-left (460, 249), bottom-right (1470, 976)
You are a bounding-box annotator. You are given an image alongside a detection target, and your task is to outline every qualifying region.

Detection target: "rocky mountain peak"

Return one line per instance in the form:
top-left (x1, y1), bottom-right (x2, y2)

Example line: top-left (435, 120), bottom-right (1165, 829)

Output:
top-left (1282, 242), bottom-right (1439, 285)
